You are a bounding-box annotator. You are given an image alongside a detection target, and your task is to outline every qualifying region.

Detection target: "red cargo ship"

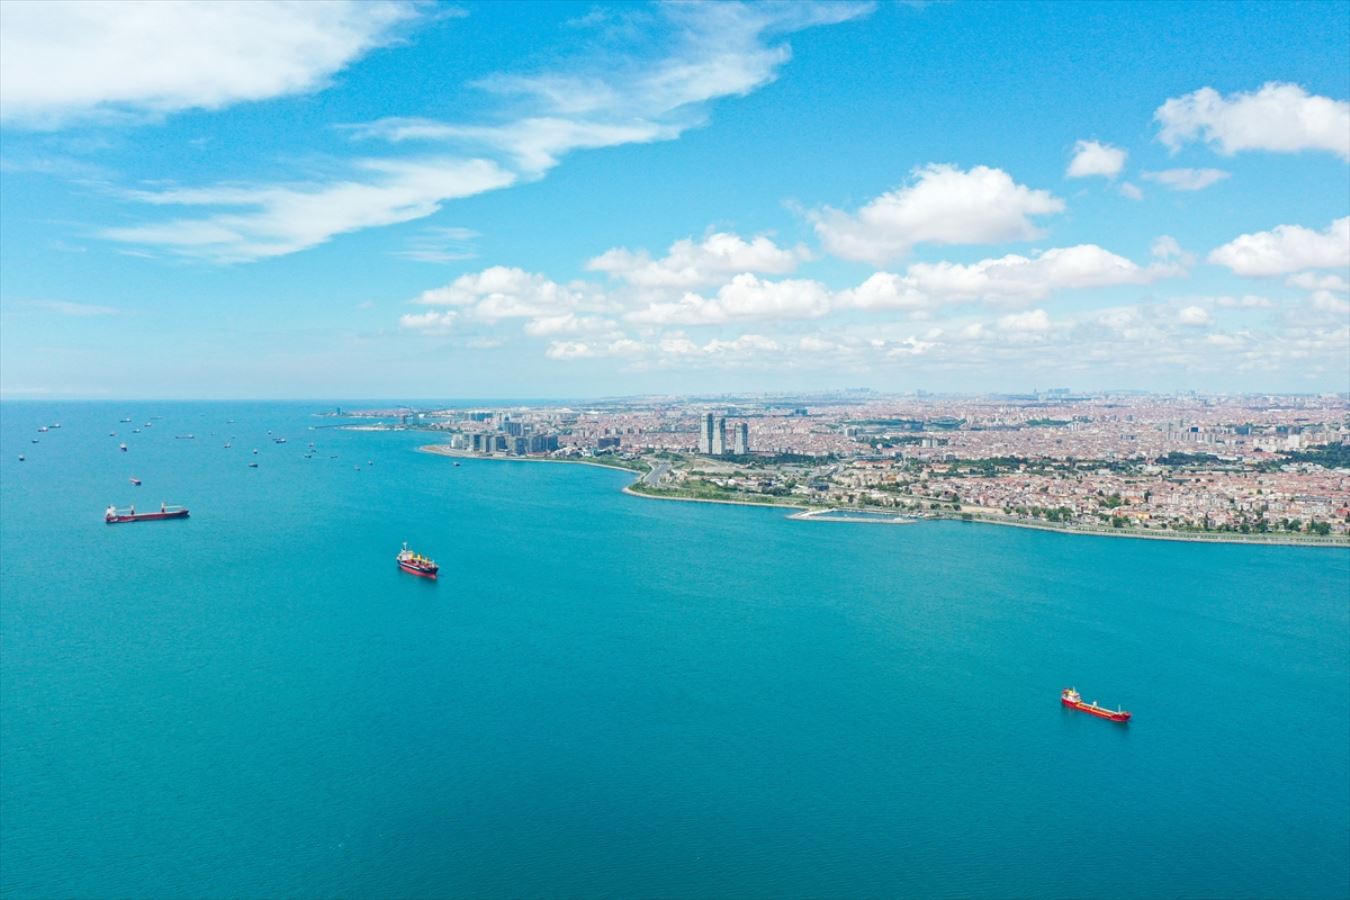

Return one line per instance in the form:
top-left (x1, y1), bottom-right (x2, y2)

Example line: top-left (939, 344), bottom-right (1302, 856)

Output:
top-left (397, 543), bottom-right (439, 578)
top-left (1061, 688), bottom-right (1131, 722)
top-left (105, 503), bottom-right (189, 524)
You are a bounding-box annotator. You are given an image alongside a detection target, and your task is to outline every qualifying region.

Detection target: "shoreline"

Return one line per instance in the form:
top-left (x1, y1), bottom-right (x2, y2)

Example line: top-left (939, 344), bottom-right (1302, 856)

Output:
top-left (418, 444), bottom-right (1349, 549)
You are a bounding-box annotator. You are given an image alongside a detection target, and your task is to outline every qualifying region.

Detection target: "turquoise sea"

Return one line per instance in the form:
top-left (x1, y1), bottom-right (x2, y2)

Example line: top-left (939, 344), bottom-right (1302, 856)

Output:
top-left (2, 401), bottom-right (1348, 898)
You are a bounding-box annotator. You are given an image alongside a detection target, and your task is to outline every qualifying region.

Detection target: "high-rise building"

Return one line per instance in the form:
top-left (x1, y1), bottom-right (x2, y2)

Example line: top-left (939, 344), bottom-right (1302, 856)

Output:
top-left (712, 417), bottom-right (727, 455)
top-left (733, 422), bottom-right (749, 455)
top-left (698, 413), bottom-right (715, 454)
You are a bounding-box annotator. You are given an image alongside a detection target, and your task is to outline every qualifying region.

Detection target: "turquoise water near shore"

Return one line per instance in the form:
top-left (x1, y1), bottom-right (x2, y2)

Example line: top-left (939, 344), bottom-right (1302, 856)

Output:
top-left (2, 401), bottom-right (1348, 898)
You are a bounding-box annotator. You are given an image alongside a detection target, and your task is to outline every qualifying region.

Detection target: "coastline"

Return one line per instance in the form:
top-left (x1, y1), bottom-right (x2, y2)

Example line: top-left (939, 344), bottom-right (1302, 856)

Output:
top-left (418, 444), bottom-right (1349, 549)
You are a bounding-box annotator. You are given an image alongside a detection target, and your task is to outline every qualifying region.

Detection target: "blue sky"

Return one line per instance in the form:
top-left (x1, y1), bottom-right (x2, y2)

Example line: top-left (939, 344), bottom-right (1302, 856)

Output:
top-left (1, 0), bottom-right (1347, 399)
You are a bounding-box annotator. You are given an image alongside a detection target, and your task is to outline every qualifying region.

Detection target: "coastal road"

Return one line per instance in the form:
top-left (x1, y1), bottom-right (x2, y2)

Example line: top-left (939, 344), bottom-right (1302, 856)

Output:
top-left (643, 460), bottom-right (671, 486)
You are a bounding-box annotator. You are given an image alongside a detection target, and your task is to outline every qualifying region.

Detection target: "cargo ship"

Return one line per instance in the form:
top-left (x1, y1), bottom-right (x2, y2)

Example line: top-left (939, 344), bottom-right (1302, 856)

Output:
top-left (1061, 688), bottom-right (1131, 722)
top-left (105, 503), bottom-right (189, 524)
top-left (397, 543), bottom-right (439, 578)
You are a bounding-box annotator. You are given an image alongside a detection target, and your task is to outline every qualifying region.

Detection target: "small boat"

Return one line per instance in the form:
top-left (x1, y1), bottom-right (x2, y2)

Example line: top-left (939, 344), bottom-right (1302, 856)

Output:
top-left (37, 426), bottom-right (48, 433)
top-left (252, 448), bottom-right (258, 455)
top-left (120, 417), bottom-right (132, 423)
top-left (1061, 688), bottom-right (1131, 723)
top-left (51, 423), bottom-right (61, 429)
top-left (397, 543), bottom-right (439, 578)
top-left (109, 432), bottom-right (117, 437)
top-left (132, 429), bottom-right (141, 433)
top-left (105, 503), bottom-right (189, 524)
top-left (130, 477), bottom-right (142, 486)
top-left (31, 439), bottom-right (39, 444)
top-left (175, 434), bottom-right (195, 440)
top-left (354, 465), bottom-right (361, 471)
top-left (119, 442), bottom-right (128, 452)
top-left (248, 462), bottom-right (259, 468)
top-left (453, 462), bottom-right (461, 467)
top-left (274, 437), bottom-right (287, 444)
top-left (18, 454), bottom-right (25, 461)
top-left (224, 443), bottom-right (232, 449)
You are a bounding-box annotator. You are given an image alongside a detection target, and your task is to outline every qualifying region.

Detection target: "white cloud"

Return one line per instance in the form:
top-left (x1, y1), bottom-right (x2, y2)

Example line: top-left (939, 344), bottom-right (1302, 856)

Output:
top-left (350, 2), bottom-right (870, 175)
top-left (1066, 140), bottom-right (1127, 179)
top-left (1141, 168), bottom-right (1230, 191)
top-left (522, 314), bottom-right (619, 337)
top-left (1151, 235), bottom-right (1196, 267)
top-left (1208, 217), bottom-right (1350, 277)
top-left (812, 164), bottom-right (1065, 264)
top-left (1287, 271), bottom-right (1350, 293)
top-left (93, 1), bottom-right (869, 263)
top-left (413, 265), bottom-right (602, 322)
top-left (393, 226), bottom-right (480, 263)
top-left (841, 244), bottom-right (1174, 309)
top-left (1155, 83), bottom-right (1350, 160)
top-left (625, 274), bottom-right (831, 325)
top-left (1119, 182), bottom-right (1143, 201)
top-left (1177, 305), bottom-right (1212, 326)
top-left (587, 232), bottom-right (808, 288)
top-left (399, 310), bottom-right (457, 334)
top-left (1212, 295), bottom-right (1273, 309)
top-left (103, 158), bottom-right (516, 263)
top-left (997, 309), bottom-right (1053, 333)
top-left (0, 0), bottom-right (419, 127)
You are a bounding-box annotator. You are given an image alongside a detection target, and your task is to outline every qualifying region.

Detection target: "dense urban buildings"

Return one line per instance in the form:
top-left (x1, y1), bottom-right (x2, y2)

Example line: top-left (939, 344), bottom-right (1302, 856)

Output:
top-left (343, 391), bottom-right (1350, 540)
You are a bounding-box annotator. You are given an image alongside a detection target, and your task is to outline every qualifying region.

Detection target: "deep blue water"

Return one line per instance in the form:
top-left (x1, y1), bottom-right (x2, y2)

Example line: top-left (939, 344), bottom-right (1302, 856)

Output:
top-left (2, 401), bottom-right (1348, 898)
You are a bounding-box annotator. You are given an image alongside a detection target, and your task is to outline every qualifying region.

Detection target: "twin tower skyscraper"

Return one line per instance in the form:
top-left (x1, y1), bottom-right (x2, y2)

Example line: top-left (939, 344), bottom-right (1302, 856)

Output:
top-left (697, 413), bottom-right (749, 456)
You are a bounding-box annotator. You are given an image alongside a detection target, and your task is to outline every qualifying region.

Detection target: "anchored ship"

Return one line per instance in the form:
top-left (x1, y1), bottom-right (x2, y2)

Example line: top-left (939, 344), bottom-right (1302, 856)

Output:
top-left (105, 503), bottom-right (189, 524)
top-left (1061, 688), bottom-right (1131, 722)
top-left (397, 543), bottom-right (439, 578)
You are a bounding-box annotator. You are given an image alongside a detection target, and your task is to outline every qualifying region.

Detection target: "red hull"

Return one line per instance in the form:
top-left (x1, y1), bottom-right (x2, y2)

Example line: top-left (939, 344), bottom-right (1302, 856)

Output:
top-left (398, 560), bottom-right (438, 578)
top-left (105, 509), bottom-right (189, 524)
top-left (1061, 696), bottom-right (1131, 722)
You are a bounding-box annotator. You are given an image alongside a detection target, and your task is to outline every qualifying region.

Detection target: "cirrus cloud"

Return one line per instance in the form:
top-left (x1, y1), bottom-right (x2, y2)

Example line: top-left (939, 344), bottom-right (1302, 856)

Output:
top-left (0, 0), bottom-right (421, 128)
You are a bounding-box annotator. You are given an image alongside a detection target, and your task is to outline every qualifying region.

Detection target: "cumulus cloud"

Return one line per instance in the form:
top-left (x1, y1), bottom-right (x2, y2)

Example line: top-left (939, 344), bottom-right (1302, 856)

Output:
top-left (587, 232), bottom-right (809, 288)
top-left (102, 158), bottom-right (516, 263)
top-left (625, 273), bottom-right (831, 325)
top-left (1287, 271), bottom-right (1350, 293)
top-left (838, 244), bottom-right (1176, 311)
top-left (412, 265), bottom-right (604, 321)
top-left (0, 0), bottom-right (419, 127)
top-left (1155, 83), bottom-right (1350, 159)
top-left (811, 164), bottom-right (1064, 264)
top-left (1208, 217), bottom-right (1350, 277)
top-left (1177, 305), bottom-right (1212, 326)
top-left (1066, 140), bottom-right (1127, 179)
top-left (1141, 168), bottom-right (1230, 191)
top-left (1119, 182), bottom-right (1143, 201)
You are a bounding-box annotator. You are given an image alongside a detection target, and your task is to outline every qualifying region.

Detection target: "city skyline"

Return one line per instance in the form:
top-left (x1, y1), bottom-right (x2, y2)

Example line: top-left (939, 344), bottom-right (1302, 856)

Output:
top-left (2, 0), bottom-right (1348, 399)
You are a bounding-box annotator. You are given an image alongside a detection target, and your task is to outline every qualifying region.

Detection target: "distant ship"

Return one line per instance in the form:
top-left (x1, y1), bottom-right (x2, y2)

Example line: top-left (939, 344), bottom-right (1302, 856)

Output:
top-left (1061, 688), bottom-right (1131, 722)
top-left (397, 543), bottom-right (439, 578)
top-left (120, 417), bottom-right (132, 423)
top-left (130, 477), bottom-right (142, 486)
top-left (119, 442), bottom-right (128, 452)
top-left (248, 461), bottom-right (259, 468)
top-left (37, 426), bottom-right (48, 433)
top-left (105, 503), bottom-right (188, 524)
